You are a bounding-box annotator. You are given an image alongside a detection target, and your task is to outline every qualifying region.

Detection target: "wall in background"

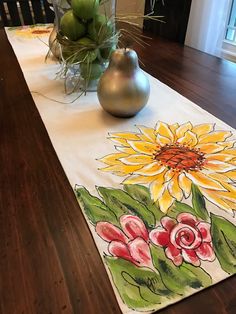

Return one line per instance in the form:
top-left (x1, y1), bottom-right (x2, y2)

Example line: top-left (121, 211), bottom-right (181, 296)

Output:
top-left (185, 0), bottom-right (231, 57)
top-left (143, 0), bottom-right (192, 44)
top-left (116, 0), bottom-right (145, 27)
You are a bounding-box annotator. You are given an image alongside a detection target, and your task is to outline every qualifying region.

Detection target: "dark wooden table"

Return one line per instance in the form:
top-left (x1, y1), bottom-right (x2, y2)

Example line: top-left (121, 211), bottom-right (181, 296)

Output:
top-left (0, 28), bottom-right (236, 314)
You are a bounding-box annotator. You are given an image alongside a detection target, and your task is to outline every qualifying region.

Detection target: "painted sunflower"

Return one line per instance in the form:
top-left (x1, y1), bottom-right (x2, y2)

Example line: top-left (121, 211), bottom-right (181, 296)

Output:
top-left (12, 25), bottom-right (53, 38)
top-left (99, 122), bottom-right (236, 213)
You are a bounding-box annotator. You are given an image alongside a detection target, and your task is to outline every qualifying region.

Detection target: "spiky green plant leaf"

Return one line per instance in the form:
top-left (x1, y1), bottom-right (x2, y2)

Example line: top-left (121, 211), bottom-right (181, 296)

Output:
top-left (124, 184), bottom-right (163, 221)
top-left (105, 256), bottom-right (173, 310)
top-left (75, 186), bottom-right (118, 225)
top-left (97, 187), bottom-right (156, 228)
top-left (150, 245), bottom-right (212, 294)
top-left (211, 213), bottom-right (236, 274)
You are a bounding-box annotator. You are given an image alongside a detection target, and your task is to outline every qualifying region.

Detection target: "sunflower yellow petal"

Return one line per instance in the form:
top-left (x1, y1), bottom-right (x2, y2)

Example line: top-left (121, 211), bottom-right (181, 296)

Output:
top-left (192, 124), bottom-right (214, 137)
top-left (169, 123), bottom-right (180, 133)
top-left (199, 131), bottom-right (232, 144)
top-left (200, 188), bottom-right (233, 212)
top-left (185, 171), bottom-right (226, 191)
top-left (99, 153), bottom-right (128, 165)
top-left (110, 132), bottom-right (139, 140)
top-left (168, 174), bottom-right (183, 201)
top-left (205, 153), bottom-right (235, 162)
top-left (123, 174), bottom-right (159, 185)
top-left (203, 160), bottom-right (236, 173)
top-left (195, 143), bottom-right (224, 154)
top-left (158, 188), bottom-right (174, 213)
top-left (127, 140), bottom-right (157, 155)
top-left (156, 134), bottom-right (171, 146)
top-left (177, 130), bottom-right (198, 147)
top-left (100, 164), bottom-right (143, 175)
top-left (164, 169), bottom-right (176, 182)
top-left (209, 172), bottom-right (230, 183)
top-left (150, 177), bottom-right (166, 202)
top-left (223, 199), bottom-right (236, 210)
top-left (115, 146), bottom-right (137, 154)
top-left (176, 122), bottom-right (193, 139)
top-left (223, 149), bottom-right (236, 155)
top-left (218, 141), bottom-right (235, 149)
top-left (218, 181), bottom-right (236, 198)
top-left (136, 162), bottom-right (166, 176)
top-left (119, 154), bottom-right (153, 165)
top-left (155, 121), bottom-right (174, 141)
top-left (214, 190), bottom-right (236, 203)
top-left (178, 173), bottom-right (192, 198)
top-left (225, 170), bottom-right (236, 181)
top-left (137, 125), bottom-right (156, 142)
top-left (109, 137), bottom-right (130, 147)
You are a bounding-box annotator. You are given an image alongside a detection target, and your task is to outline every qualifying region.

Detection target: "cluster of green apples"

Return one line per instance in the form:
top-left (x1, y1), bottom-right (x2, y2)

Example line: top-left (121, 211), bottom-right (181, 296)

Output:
top-left (60, 0), bottom-right (115, 80)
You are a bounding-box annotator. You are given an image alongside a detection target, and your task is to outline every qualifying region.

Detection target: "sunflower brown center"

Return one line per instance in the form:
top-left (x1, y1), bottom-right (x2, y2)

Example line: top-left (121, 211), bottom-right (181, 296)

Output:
top-left (154, 144), bottom-right (205, 172)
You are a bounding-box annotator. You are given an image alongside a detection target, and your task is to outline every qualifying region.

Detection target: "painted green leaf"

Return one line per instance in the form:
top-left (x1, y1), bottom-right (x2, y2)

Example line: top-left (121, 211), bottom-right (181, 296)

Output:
top-left (211, 213), bottom-right (236, 274)
top-left (75, 186), bottom-right (118, 226)
top-left (170, 185), bottom-right (209, 221)
top-left (124, 184), bottom-right (164, 221)
top-left (191, 184), bottom-right (209, 220)
top-left (150, 245), bottom-right (212, 294)
top-left (170, 201), bottom-right (197, 219)
top-left (97, 187), bottom-right (156, 228)
top-left (105, 256), bottom-right (173, 310)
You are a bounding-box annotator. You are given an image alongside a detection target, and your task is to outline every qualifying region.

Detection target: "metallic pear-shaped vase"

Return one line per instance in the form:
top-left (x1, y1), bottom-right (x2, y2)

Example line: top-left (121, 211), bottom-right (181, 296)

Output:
top-left (97, 48), bottom-right (150, 118)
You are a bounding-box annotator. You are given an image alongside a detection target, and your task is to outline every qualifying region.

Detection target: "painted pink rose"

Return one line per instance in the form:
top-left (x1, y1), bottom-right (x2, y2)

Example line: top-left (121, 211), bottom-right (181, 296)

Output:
top-left (96, 215), bottom-right (153, 268)
top-left (149, 213), bottom-right (215, 266)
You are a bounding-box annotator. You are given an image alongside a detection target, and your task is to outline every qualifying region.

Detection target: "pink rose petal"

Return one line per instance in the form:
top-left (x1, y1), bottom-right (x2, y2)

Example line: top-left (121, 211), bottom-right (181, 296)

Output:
top-left (196, 242), bottom-right (215, 261)
top-left (149, 228), bottom-right (170, 247)
top-left (96, 222), bottom-right (128, 243)
top-left (170, 223), bottom-right (202, 250)
top-left (120, 215), bottom-right (149, 241)
top-left (108, 241), bottom-right (135, 264)
top-left (177, 213), bottom-right (198, 227)
top-left (161, 216), bottom-right (176, 231)
top-left (182, 249), bottom-right (201, 266)
top-left (196, 222), bottom-right (212, 242)
top-left (165, 244), bottom-right (183, 266)
top-left (128, 237), bottom-right (153, 268)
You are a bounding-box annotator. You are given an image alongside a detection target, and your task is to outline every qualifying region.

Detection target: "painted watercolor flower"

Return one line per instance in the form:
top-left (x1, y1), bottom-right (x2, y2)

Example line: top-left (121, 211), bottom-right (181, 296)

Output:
top-left (99, 122), bottom-right (236, 213)
top-left (11, 25), bottom-right (53, 38)
top-left (149, 213), bottom-right (215, 266)
top-left (96, 215), bottom-right (153, 268)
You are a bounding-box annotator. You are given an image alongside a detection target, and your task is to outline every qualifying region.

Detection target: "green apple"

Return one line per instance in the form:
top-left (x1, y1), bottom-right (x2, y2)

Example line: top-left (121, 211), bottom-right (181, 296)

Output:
top-left (60, 10), bottom-right (86, 41)
top-left (76, 37), bottom-right (98, 63)
top-left (71, 0), bottom-right (99, 20)
top-left (61, 45), bottom-right (77, 63)
top-left (80, 61), bottom-right (103, 80)
top-left (88, 14), bottom-right (113, 43)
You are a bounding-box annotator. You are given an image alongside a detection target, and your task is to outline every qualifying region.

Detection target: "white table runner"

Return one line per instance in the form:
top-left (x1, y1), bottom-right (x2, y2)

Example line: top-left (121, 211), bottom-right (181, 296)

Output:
top-left (6, 25), bottom-right (236, 314)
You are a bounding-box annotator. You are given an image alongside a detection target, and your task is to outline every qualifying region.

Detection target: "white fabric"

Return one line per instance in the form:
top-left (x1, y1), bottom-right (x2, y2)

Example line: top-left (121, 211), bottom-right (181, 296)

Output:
top-left (5, 27), bottom-right (236, 314)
